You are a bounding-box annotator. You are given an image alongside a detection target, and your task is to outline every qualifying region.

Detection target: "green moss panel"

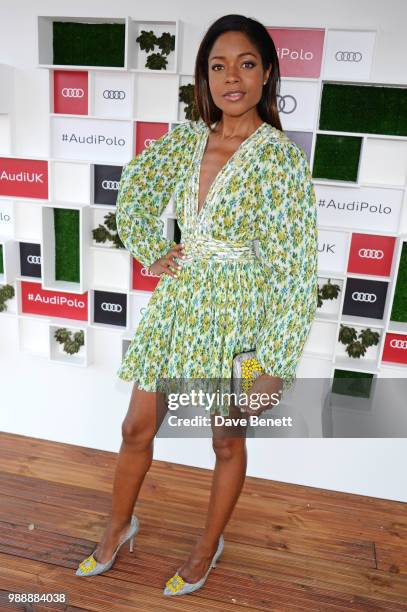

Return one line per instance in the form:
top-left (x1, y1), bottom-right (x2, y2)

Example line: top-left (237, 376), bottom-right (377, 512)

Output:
top-left (312, 134), bottom-right (362, 181)
top-left (53, 22), bottom-right (125, 67)
top-left (319, 84), bottom-right (407, 136)
top-left (332, 369), bottom-right (374, 398)
top-left (390, 241), bottom-right (407, 323)
top-left (54, 209), bottom-right (80, 283)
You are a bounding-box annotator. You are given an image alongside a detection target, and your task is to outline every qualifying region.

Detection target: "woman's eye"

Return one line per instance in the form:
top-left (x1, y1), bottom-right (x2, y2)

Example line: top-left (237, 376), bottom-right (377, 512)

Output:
top-left (210, 61), bottom-right (256, 71)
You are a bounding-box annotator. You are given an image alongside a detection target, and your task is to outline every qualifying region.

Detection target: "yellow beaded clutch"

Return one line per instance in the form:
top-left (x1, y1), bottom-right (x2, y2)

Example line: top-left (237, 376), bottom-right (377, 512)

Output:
top-left (232, 350), bottom-right (264, 405)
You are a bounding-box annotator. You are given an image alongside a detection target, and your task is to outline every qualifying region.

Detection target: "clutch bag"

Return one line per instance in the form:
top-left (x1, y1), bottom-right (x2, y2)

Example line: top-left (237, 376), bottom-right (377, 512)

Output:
top-left (232, 350), bottom-right (264, 402)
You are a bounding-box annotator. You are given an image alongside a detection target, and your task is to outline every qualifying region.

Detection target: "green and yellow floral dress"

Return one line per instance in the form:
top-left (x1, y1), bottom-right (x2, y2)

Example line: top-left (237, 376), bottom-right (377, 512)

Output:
top-left (115, 117), bottom-right (318, 406)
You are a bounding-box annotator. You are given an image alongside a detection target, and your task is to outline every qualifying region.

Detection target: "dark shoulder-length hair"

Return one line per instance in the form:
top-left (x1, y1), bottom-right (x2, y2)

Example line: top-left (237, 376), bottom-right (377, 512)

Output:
top-left (194, 14), bottom-right (283, 132)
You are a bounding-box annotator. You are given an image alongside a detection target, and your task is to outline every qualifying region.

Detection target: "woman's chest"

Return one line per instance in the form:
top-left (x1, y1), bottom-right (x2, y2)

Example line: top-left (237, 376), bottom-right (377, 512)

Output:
top-left (197, 136), bottom-right (248, 214)
top-left (176, 156), bottom-right (262, 237)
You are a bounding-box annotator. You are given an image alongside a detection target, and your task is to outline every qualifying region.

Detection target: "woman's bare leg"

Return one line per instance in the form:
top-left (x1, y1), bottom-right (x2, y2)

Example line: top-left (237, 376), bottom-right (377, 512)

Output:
top-left (175, 402), bottom-right (247, 582)
top-left (93, 384), bottom-right (168, 563)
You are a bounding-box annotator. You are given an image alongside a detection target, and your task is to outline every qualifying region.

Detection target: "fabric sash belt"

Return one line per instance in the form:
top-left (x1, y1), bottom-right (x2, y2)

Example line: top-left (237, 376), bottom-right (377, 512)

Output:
top-left (179, 235), bottom-right (258, 263)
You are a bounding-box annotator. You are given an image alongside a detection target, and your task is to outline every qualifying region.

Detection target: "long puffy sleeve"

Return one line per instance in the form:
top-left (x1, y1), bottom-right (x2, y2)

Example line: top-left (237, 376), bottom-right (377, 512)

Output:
top-left (115, 122), bottom-right (189, 269)
top-left (254, 140), bottom-right (319, 392)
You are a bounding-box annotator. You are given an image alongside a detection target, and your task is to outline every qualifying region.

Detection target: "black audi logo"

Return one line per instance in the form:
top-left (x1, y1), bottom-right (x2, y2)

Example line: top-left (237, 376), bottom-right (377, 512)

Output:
top-left (276, 94), bottom-right (297, 114)
top-left (102, 90), bottom-right (126, 100)
top-left (335, 51), bottom-right (363, 62)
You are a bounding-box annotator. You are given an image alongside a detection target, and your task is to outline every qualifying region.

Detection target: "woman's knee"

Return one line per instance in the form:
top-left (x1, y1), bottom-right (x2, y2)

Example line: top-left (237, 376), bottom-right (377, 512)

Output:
top-left (121, 417), bottom-right (155, 450)
top-left (212, 436), bottom-right (246, 461)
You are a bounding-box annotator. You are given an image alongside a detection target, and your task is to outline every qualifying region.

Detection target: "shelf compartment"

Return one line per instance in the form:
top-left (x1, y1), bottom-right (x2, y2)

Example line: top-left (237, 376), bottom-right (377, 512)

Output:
top-left (49, 322), bottom-right (91, 366)
top-left (128, 19), bottom-right (178, 73)
top-left (38, 16), bottom-right (127, 69)
top-left (41, 204), bottom-right (90, 294)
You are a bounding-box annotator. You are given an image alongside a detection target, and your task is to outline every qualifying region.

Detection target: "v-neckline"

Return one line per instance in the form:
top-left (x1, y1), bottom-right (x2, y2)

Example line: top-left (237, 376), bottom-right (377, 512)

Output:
top-left (195, 120), bottom-right (267, 220)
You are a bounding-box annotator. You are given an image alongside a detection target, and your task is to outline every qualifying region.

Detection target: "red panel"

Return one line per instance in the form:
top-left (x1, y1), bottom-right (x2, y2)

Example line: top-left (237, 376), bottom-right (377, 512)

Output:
top-left (21, 281), bottom-right (88, 321)
top-left (135, 122), bottom-right (169, 155)
top-left (132, 259), bottom-right (161, 291)
top-left (267, 27), bottom-right (325, 78)
top-left (0, 158), bottom-right (48, 199)
top-left (382, 333), bottom-right (407, 365)
top-left (347, 234), bottom-right (395, 277)
top-left (53, 70), bottom-right (88, 115)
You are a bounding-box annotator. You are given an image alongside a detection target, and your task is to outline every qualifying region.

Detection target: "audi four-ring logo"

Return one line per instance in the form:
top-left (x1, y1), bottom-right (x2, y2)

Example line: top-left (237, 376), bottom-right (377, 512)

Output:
top-left (144, 138), bottom-right (156, 147)
top-left (351, 292), bottom-right (377, 302)
top-left (101, 180), bottom-right (119, 190)
top-left (61, 88), bottom-right (84, 98)
top-left (358, 249), bottom-right (384, 259)
top-left (390, 339), bottom-right (407, 349)
top-left (27, 255), bottom-right (41, 264)
top-left (102, 90), bottom-right (126, 100)
top-left (101, 302), bottom-right (123, 312)
top-left (276, 94), bottom-right (297, 114)
top-left (335, 51), bottom-right (363, 62)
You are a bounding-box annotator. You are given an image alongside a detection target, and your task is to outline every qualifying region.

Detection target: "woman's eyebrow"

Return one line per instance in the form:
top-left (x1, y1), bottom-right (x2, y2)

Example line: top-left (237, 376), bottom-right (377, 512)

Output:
top-left (209, 51), bottom-right (258, 60)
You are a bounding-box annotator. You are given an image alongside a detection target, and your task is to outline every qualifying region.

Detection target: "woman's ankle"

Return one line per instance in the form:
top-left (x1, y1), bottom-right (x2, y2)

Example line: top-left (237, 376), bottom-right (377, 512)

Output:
top-left (106, 515), bottom-right (132, 535)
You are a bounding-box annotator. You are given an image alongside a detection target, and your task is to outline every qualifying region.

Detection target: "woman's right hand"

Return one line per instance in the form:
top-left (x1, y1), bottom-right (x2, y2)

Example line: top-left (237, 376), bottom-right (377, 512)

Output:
top-left (148, 243), bottom-right (186, 279)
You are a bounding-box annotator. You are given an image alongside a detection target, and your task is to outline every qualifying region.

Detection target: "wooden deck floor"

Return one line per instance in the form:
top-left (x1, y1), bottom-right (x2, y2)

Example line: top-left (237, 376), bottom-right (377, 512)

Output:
top-left (0, 431), bottom-right (406, 611)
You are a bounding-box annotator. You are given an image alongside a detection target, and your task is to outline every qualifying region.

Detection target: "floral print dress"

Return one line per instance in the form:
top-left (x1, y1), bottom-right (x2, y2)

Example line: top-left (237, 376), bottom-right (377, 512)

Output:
top-left (115, 117), bottom-right (318, 408)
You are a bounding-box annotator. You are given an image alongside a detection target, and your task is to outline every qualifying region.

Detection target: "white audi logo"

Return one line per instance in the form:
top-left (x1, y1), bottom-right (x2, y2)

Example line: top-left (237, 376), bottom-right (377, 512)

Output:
top-left (351, 292), bottom-right (377, 302)
top-left (144, 138), bottom-right (156, 148)
top-left (27, 255), bottom-right (41, 264)
top-left (101, 302), bottom-right (123, 312)
top-left (141, 267), bottom-right (160, 277)
top-left (61, 87), bottom-right (84, 98)
top-left (101, 180), bottom-right (119, 190)
top-left (358, 248), bottom-right (384, 259)
top-left (390, 339), bottom-right (407, 349)
top-left (103, 89), bottom-right (126, 100)
top-left (335, 51), bottom-right (363, 62)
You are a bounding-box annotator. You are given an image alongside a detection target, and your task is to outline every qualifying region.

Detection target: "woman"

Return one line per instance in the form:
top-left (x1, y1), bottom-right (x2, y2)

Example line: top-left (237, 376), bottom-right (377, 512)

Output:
top-left (75, 14), bottom-right (318, 596)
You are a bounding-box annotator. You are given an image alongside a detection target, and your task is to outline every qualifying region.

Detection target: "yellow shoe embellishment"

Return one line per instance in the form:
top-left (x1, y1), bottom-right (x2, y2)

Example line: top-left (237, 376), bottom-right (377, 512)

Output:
top-left (163, 534), bottom-right (225, 596)
top-left (165, 573), bottom-right (186, 593)
top-left (79, 555), bottom-right (97, 574)
top-left (75, 514), bottom-right (140, 578)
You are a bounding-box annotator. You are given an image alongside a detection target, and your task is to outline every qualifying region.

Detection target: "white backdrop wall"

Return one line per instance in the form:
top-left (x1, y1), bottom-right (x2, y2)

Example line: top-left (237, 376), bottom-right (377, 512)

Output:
top-left (1, 0), bottom-right (407, 503)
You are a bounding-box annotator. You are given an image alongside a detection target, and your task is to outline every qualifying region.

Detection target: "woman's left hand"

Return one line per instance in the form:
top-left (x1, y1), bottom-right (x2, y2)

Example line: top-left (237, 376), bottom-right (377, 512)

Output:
top-left (239, 373), bottom-right (283, 416)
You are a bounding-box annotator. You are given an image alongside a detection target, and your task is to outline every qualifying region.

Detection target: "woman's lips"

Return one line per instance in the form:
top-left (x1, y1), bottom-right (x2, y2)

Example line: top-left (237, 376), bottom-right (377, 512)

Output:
top-left (223, 92), bottom-right (245, 101)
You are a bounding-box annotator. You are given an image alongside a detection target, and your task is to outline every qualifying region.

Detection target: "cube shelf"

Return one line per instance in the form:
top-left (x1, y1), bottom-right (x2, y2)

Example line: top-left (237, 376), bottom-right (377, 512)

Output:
top-left (128, 19), bottom-right (179, 73)
top-left (49, 323), bottom-right (91, 367)
top-left (41, 204), bottom-right (90, 294)
top-left (38, 16), bottom-right (128, 70)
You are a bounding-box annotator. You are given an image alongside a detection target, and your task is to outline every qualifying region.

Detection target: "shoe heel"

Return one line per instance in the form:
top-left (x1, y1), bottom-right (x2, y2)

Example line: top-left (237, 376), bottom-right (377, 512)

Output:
top-left (129, 535), bottom-right (134, 553)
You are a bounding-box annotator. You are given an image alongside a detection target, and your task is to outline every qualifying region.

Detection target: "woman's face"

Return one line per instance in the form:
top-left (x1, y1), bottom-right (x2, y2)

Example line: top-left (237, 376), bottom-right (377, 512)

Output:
top-left (207, 30), bottom-right (271, 119)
